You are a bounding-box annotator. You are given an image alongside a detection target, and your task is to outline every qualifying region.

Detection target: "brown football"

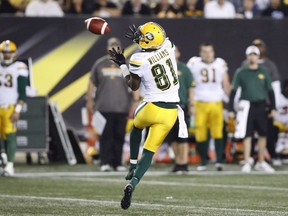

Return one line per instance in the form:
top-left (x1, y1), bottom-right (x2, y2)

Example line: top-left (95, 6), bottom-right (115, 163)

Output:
top-left (84, 17), bottom-right (111, 35)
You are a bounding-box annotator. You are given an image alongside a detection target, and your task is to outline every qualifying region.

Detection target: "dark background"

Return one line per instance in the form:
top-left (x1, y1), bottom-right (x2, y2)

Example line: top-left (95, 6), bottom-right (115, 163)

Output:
top-left (0, 16), bottom-right (287, 134)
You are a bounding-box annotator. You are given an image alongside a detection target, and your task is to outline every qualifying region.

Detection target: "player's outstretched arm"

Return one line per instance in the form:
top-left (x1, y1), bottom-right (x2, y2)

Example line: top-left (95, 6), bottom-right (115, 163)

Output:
top-left (108, 46), bottom-right (141, 91)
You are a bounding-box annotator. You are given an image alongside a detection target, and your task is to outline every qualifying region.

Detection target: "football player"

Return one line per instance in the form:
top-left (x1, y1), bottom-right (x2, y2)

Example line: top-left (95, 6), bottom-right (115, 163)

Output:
top-left (0, 40), bottom-right (28, 176)
top-left (109, 22), bottom-right (188, 209)
top-left (187, 42), bottom-right (230, 171)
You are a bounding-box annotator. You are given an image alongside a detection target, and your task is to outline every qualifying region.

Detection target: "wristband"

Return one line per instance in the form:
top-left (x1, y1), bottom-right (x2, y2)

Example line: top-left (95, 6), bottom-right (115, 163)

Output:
top-left (14, 104), bottom-right (22, 113)
top-left (120, 64), bottom-right (130, 77)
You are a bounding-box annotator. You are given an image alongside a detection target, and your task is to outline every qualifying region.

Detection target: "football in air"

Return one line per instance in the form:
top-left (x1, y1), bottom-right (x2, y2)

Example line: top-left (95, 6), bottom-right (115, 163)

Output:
top-left (85, 17), bottom-right (111, 35)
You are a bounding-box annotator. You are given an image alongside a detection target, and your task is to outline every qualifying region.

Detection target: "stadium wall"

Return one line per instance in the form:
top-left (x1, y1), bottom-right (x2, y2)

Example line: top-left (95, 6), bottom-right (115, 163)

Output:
top-left (0, 16), bottom-right (287, 134)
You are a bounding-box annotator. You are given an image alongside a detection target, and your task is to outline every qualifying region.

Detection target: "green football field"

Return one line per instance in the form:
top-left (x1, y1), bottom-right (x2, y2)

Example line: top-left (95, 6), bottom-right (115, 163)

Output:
top-left (0, 163), bottom-right (288, 216)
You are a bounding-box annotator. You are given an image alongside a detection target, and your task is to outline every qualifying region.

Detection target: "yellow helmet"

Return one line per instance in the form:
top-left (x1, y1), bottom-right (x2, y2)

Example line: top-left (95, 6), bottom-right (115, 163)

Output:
top-left (0, 40), bottom-right (17, 65)
top-left (137, 22), bottom-right (166, 50)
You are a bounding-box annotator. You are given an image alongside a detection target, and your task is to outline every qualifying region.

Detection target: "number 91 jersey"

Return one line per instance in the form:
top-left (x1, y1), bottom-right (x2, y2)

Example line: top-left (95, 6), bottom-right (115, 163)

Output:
top-left (187, 57), bottom-right (227, 102)
top-left (129, 39), bottom-right (180, 103)
top-left (0, 61), bottom-right (28, 105)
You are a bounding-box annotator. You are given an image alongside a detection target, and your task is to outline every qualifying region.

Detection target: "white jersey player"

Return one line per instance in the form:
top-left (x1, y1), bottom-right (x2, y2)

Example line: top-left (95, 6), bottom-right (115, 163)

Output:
top-left (274, 81), bottom-right (288, 155)
top-left (0, 61), bottom-right (28, 105)
top-left (0, 40), bottom-right (28, 176)
top-left (186, 42), bottom-right (230, 171)
top-left (109, 22), bottom-right (187, 210)
top-left (129, 38), bottom-right (179, 103)
top-left (187, 56), bottom-right (228, 102)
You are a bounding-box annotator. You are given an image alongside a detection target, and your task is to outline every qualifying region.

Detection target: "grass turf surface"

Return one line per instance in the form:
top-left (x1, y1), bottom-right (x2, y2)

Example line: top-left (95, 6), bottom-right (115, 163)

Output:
top-left (0, 164), bottom-right (288, 216)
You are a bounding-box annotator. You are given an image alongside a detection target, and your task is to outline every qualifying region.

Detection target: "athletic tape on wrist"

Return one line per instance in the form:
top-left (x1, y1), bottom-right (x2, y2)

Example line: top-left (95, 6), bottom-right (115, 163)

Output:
top-left (120, 65), bottom-right (130, 77)
top-left (130, 159), bottom-right (137, 164)
top-left (14, 104), bottom-right (22, 113)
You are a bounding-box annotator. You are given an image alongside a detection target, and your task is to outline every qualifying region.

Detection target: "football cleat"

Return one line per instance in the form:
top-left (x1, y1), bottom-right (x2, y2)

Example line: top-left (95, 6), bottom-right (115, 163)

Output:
top-left (121, 184), bottom-right (134, 210)
top-left (215, 163), bottom-right (223, 171)
top-left (3, 162), bottom-right (14, 176)
top-left (196, 165), bottom-right (207, 171)
top-left (241, 163), bottom-right (251, 173)
top-left (100, 164), bottom-right (111, 172)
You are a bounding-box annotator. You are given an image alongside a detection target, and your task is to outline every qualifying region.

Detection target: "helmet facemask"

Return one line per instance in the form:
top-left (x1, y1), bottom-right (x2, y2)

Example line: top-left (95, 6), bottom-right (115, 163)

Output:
top-left (0, 40), bottom-right (17, 66)
top-left (137, 22), bottom-right (166, 50)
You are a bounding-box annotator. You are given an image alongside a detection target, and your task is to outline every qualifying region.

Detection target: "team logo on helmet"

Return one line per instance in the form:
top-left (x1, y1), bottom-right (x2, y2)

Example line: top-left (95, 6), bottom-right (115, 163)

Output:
top-left (145, 32), bottom-right (154, 41)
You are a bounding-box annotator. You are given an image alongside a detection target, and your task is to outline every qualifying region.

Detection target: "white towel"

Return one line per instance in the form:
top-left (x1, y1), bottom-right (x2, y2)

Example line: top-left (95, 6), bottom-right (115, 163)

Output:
top-left (234, 100), bottom-right (250, 139)
top-left (177, 105), bottom-right (188, 138)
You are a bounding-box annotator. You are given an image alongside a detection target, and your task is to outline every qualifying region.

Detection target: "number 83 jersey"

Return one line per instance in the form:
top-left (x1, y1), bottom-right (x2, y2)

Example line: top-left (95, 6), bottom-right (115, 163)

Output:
top-left (187, 57), bottom-right (227, 102)
top-left (129, 39), bottom-right (180, 103)
top-left (0, 61), bottom-right (28, 105)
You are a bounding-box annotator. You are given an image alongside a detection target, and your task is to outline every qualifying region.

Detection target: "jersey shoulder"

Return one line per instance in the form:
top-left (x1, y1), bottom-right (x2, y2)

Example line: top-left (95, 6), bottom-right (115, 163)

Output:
top-left (215, 57), bottom-right (227, 66)
top-left (129, 52), bottom-right (145, 68)
top-left (187, 56), bottom-right (201, 67)
top-left (162, 38), bottom-right (174, 50)
top-left (15, 61), bottom-right (29, 77)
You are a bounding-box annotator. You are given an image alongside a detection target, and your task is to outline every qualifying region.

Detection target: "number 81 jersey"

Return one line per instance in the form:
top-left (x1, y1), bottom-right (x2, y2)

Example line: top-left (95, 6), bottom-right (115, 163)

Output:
top-left (0, 61), bottom-right (28, 105)
top-left (187, 57), bottom-right (227, 102)
top-left (129, 39), bottom-right (180, 103)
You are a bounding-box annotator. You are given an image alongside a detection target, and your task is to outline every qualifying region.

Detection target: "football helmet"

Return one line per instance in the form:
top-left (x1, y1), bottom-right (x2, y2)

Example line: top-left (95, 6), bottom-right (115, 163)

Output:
top-left (0, 40), bottom-right (17, 65)
top-left (136, 22), bottom-right (166, 50)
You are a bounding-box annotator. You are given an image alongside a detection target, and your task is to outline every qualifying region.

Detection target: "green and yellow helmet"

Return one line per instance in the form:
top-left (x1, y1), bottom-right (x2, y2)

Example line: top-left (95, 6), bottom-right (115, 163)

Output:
top-left (0, 40), bottom-right (17, 65)
top-left (137, 22), bottom-right (166, 50)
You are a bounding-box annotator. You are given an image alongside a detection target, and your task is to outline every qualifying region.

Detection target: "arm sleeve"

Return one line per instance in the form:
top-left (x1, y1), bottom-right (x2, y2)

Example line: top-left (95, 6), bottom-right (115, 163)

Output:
top-left (90, 60), bottom-right (101, 86)
top-left (268, 60), bottom-right (281, 81)
top-left (265, 70), bottom-right (273, 91)
top-left (17, 76), bottom-right (28, 101)
top-left (228, 89), bottom-right (237, 112)
top-left (231, 69), bottom-right (241, 91)
top-left (268, 89), bottom-right (276, 110)
top-left (185, 65), bottom-right (193, 88)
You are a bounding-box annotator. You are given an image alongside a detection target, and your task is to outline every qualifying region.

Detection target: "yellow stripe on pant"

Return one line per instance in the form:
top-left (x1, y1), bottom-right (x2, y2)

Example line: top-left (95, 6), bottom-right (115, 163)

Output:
top-left (0, 105), bottom-right (16, 140)
top-left (133, 102), bottom-right (177, 153)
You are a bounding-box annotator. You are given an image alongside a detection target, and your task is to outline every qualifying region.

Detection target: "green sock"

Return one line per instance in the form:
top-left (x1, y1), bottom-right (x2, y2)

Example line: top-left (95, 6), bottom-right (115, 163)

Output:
top-left (129, 126), bottom-right (143, 161)
top-left (4, 133), bottom-right (17, 162)
top-left (196, 141), bottom-right (209, 166)
top-left (215, 138), bottom-right (224, 164)
top-left (130, 149), bottom-right (154, 189)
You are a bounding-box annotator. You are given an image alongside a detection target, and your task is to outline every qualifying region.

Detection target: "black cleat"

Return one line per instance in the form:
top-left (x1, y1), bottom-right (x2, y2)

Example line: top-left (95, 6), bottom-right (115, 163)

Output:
top-left (121, 184), bottom-right (133, 210)
top-left (215, 163), bottom-right (223, 171)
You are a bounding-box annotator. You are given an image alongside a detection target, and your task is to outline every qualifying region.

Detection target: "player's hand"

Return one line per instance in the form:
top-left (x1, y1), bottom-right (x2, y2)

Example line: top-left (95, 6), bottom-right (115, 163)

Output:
top-left (108, 47), bottom-right (126, 66)
top-left (228, 111), bottom-right (235, 119)
top-left (10, 112), bottom-right (20, 122)
top-left (125, 24), bottom-right (141, 43)
top-left (268, 109), bottom-right (277, 118)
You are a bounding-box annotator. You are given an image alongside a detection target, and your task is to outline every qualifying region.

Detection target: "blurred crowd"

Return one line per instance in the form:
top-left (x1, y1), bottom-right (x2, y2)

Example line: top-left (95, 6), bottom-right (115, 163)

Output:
top-left (0, 0), bottom-right (288, 19)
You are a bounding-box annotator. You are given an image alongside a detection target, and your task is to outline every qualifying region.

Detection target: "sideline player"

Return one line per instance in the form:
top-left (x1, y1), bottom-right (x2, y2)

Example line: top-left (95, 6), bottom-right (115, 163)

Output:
top-left (109, 22), bottom-right (188, 209)
top-left (167, 46), bottom-right (194, 174)
top-left (187, 42), bottom-right (230, 171)
top-left (0, 40), bottom-right (28, 176)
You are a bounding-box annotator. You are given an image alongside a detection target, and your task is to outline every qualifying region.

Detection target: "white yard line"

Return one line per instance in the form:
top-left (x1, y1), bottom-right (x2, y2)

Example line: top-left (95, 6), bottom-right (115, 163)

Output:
top-left (13, 171), bottom-right (288, 192)
top-left (14, 170), bottom-right (288, 178)
top-left (0, 194), bottom-right (286, 215)
top-left (65, 177), bottom-right (288, 192)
